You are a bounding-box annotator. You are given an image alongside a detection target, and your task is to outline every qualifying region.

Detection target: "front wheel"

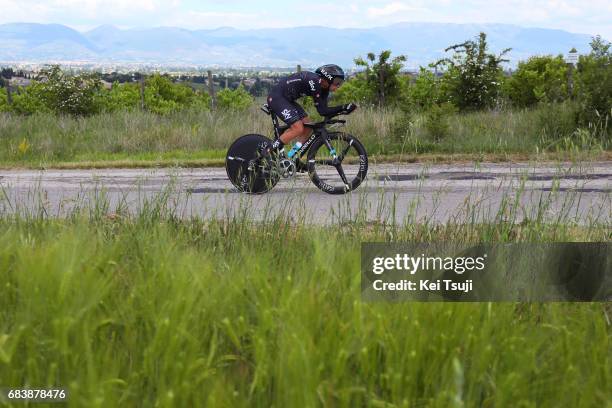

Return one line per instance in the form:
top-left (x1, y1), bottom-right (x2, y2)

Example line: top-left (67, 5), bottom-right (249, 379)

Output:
top-left (307, 132), bottom-right (368, 195)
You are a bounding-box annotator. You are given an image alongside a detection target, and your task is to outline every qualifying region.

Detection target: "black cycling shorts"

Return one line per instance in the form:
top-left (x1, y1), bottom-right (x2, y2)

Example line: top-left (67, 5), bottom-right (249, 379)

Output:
top-left (267, 93), bottom-right (307, 125)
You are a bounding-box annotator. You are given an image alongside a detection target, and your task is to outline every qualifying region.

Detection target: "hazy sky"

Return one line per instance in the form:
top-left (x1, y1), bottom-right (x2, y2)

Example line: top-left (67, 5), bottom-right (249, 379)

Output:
top-left (2, 0), bottom-right (611, 39)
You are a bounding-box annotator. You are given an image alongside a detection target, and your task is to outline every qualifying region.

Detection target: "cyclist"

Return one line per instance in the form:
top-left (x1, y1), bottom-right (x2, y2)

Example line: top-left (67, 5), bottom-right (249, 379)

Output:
top-left (264, 64), bottom-right (357, 157)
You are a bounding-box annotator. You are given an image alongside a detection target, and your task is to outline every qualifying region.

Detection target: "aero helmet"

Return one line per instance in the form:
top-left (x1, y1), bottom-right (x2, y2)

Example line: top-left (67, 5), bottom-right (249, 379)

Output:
top-left (315, 64), bottom-right (345, 83)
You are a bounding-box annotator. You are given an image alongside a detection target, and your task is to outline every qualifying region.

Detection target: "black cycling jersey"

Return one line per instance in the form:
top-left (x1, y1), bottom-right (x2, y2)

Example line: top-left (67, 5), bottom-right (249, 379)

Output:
top-left (269, 71), bottom-right (345, 118)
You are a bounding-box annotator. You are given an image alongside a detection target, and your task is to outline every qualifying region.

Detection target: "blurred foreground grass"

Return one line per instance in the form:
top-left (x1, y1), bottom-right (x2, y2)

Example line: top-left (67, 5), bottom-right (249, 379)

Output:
top-left (0, 206), bottom-right (610, 407)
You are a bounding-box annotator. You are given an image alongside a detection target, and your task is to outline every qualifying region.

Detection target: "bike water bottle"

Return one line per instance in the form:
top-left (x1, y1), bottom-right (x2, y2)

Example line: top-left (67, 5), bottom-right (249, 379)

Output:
top-left (287, 142), bottom-right (302, 159)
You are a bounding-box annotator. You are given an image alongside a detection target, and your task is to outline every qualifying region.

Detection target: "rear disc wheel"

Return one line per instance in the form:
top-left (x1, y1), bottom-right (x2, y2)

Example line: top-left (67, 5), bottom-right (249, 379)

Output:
top-left (225, 134), bottom-right (280, 194)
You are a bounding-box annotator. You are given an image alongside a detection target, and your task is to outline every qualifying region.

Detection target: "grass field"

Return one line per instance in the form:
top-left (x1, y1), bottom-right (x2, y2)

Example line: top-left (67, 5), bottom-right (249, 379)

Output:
top-left (0, 198), bottom-right (610, 407)
top-left (1, 102), bottom-right (610, 406)
top-left (0, 102), bottom-right (609, 168)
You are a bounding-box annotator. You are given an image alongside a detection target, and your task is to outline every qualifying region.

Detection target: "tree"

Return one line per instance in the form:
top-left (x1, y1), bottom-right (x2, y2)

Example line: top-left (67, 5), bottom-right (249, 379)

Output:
top-left (31, 65), bottom-right (102, 115)
top-left (144, 73), bottom-right (211, 114)
top-left (216, 85), bottom-right (254, 111)
top-left (589, 35), bottom-right (611, 59)
top-left (96, 82), bottom-right (141, 112)
top-left (248, 77), bottom-right (274, 97)
top-left (433, 32), bottom-right (510, 110)
top-left (503, 55), bottom-right (569, 107)
top-left (332, 74), bottom-right (376, 105)
top-left (354, 50), bottom-right (407, 106)
top-left (4, 66), bottom-right (102, 115)
top-left (4, 68), bottom-right (214, 116)
top-left (404, 67), bottom-right (442, 110)
top-left (1, 68), bottom-right (14, 79)
top-left (9, 82), bottom-right (52, 115)
top-left (575, 36), bottom-right (612, 129)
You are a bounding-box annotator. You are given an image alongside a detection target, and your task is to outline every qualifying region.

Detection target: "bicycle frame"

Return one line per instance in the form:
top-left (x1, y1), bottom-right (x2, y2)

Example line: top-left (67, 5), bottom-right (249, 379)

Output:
top-left (227, 104), bottom-right (367, 194)
top-left (267, 108), bottom-right (337, 161)
top-left (295, 131), bottom-right (319, 159)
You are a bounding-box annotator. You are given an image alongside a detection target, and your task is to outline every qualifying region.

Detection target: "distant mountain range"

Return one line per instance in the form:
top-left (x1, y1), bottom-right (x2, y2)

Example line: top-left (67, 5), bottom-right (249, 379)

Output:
top-left (0, 22), bottom-right (600, 68)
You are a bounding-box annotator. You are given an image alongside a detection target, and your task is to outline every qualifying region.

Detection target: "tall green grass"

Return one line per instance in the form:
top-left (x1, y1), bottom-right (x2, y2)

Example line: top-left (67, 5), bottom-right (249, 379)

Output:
top-left (0, 102), bottom-right (608, 166)
top-left (394, 102), bottom-right (608, 155)
top-left (0, 198), bottom-right (610, 407)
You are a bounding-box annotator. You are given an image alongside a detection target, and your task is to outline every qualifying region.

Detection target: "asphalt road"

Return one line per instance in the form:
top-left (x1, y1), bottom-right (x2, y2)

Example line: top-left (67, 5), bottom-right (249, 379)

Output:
top-left (0, 162), bottom-right (610, 224)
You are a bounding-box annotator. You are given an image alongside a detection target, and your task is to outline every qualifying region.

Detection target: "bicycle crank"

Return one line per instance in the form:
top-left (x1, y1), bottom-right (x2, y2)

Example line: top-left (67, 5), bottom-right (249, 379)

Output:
top-left (279, 159), bottom-right (296, 178)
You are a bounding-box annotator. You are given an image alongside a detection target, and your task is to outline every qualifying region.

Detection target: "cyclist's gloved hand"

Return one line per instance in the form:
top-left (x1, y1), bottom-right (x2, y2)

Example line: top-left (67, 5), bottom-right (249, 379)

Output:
top-left (342, 103), bottom-right (357, 114)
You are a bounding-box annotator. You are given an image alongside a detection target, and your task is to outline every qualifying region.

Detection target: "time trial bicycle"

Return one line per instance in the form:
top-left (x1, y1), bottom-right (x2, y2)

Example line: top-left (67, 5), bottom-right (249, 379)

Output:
top-left (225, 103), bottom-right (368, 194)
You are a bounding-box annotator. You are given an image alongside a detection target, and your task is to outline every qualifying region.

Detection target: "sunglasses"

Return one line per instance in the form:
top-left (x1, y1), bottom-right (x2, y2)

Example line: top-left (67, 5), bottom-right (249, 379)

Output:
top-left (332, 78), bottom-right (344, 86)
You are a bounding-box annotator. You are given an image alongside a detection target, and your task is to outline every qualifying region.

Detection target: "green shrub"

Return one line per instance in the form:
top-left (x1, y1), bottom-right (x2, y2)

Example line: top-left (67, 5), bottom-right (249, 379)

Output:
top-left (504, 55), bottom-right (569, 107)
top-left (0, 70), bottom-right (214, 116)
top-left (0, 87), bottom-right (8, 112)
top-left (353, 50), bottom-right (408, 106)
top-left (330, 75), bottom-right (376, 106)
top-left (26, 66), bottom-right (102, 116)
top-left (391, 109), bottom-right (414, 143)
top-left (216, 85), bottom-right (253, 111)
top-left (96, 82), bottom-right (141, 112)
top-left (144, 73), bottom-right (211, 114)
top-left (434, 32), bottom-right (510, 111)
top-left (423, 102), bottom-right (458, 142)
top-left (9, 83), bottom-right (53, 115)
top-left (403, 68), bottom-right (441, 110)
top-left (575, 36), bottom-right (612, 131)
top-left (145, 74), bottom-right (184, 114)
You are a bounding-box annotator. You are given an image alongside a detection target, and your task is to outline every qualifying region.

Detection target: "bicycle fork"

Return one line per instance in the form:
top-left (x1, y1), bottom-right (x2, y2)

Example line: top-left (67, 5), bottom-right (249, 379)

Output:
top-left (320, 130), bottom-right (349, 187)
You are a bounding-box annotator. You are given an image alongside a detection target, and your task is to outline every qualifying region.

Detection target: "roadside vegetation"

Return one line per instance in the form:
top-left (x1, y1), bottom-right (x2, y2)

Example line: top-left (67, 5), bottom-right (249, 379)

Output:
top-left (0, 33), bottom-right (610, 167)
top-left (0, 102), bottom-right (609, 167)
top-left (0, 189), bottom-right (610, 406)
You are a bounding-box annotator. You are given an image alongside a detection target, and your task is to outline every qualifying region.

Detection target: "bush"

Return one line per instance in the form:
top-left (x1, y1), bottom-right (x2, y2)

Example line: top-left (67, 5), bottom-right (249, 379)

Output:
top-left (575, 36), bottom-right (612, 131)
top-left (354, 50), bottom-right (408, 106)
top-left (423, 103), bottom-right (458, 142)
top-left (1, 66), bottom-right (102, 115)
top-left (1, 70), bottom-right (213, 116)
top-left (96, 82), bottom-right (141, 112)
top-left (29, 66), bottom-right (102, 116)
top-left (504, 55), bottom-right (569, 107)
top-left (216, 85), bottom-right (253, 111)
top-left (0, 88), bottom-right (8, 112)
top-left (403, 68), bottom-right (441, 110)
top-left (145, 74), bottom-right (186, 114)
top-left (332, 74), bottom-right (376, 105)
top-left (390, 109), bottom-right (415, 144)
top-left (144, 73), bottom-right (211, 114)
top-left (433, 32), bottom-right (510, 111)
top-left (9, 83), bottom-right (53, 115)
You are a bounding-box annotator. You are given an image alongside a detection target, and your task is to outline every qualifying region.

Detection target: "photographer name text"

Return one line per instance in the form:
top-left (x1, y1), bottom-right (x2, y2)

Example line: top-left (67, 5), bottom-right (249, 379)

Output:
top-left (370, 253), bottom-right (487, 293)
